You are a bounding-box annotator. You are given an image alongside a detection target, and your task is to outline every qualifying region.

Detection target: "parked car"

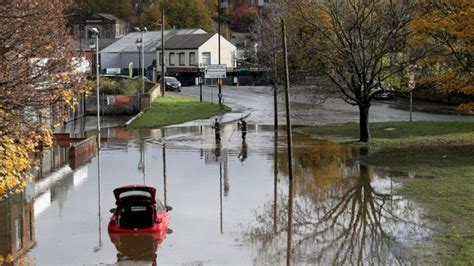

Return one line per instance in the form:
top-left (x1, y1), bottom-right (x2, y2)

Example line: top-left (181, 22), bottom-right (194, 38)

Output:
top-left (161, 76), bottom-right (181, 92)
top-left (373, 86), bottom-right (395, 100)
top-left (108, 185), bottom-right (172, 238)
top-left (132, 75), bottom-right (151, 82)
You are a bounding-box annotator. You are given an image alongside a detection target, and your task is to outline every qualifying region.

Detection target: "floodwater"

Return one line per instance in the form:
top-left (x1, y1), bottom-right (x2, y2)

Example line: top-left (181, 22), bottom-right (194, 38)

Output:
top-left (2, 123), bottom-right (435, 264)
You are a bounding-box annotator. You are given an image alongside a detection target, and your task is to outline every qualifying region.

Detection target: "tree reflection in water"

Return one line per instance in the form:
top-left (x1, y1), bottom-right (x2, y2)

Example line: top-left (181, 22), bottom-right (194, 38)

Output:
top-left (244, 139), bottom-right (434, 265)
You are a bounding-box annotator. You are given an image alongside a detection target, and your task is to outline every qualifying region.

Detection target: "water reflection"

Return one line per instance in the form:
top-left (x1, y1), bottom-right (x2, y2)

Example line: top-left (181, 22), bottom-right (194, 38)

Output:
top-left (245, 139), bottom-right (433, 265)
top-left (109, 234), bottom-right (159, 264)
top-left (95, 143), bottom-right (103, 253)
top-left (238, 140), bottom-right (248, 162)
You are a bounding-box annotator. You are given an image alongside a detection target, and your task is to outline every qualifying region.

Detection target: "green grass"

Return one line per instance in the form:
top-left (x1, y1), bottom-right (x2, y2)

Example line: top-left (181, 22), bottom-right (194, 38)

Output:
top-left (301, 121), bottom-right (474, 264)
top-left (130, 95), bottom-right (231, 128)
top-left (362, 146), bottom-right (474, 264)
top-left (300, 121), bottom-right (474, 147)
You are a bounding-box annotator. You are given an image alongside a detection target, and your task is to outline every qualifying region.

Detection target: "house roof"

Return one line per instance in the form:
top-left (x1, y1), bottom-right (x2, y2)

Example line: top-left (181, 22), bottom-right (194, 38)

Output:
top-left (96, 13), bottom-right (124, 23)
top-left (101, 29), bottom-right (208, 53)
top-left (157, 33), bottom-right (214, 49)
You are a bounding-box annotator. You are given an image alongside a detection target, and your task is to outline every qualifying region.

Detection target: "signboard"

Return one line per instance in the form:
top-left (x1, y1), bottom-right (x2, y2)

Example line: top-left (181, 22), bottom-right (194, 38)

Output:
top-left (106, 68), bottom-right (121, 75)
top-left (204, 64), bottom-right (227, 79)
top-left (408, 80), bottom-right (416, 91)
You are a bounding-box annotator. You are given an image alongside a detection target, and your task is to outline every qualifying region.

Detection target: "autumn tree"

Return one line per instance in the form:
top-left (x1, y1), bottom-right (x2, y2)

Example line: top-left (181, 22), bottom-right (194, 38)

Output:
top-left (235, 7), bottom-right (258, 32)
top-left (0, 0), bottom-right (88, 196)
top-left (280, 0), bottom-right (415, 142)
top-left (410, 0), bottom-right (474, 114)
top-left (142, 3), bottom-right (164, 30)
top-left (159, 0), bottom-right (215, 32)
top-left (67, 0), bottom-right (134, 25)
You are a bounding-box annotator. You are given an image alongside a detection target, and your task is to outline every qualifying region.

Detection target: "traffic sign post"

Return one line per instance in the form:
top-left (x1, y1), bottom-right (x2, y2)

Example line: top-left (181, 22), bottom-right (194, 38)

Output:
top-left (204, 64), bottom-right (227, 79)
top-left (204, 64), bottom-right (226, 106)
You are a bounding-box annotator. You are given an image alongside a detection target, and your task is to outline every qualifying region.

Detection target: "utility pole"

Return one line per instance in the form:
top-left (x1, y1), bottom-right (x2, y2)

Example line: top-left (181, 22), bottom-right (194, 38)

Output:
top-left (89, 27), bottom-right (100, 151)
top-left (141, 27), bottom-right (146, 94)
top-left (217, 0), bottom-right (222, 106)
top-left (161, 8), bottom-right (166, 97)
top-left (273, 33), bottom-right (279, 234)
top-left (281, 19), bottom-right (294, 266)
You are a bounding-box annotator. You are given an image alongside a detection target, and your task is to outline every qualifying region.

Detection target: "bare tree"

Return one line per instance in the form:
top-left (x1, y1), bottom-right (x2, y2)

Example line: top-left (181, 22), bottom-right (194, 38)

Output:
top-left (258, 0), bottom-right (416, 142)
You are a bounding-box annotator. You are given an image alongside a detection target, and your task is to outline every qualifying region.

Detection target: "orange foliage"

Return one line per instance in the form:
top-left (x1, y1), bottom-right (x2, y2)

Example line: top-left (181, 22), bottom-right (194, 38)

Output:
top-left (278, 138), bottom-right (354, 202)
top-left (0, 0), bottom-right (89, 196)
top-left (410, 0), bottom-right (474, 113)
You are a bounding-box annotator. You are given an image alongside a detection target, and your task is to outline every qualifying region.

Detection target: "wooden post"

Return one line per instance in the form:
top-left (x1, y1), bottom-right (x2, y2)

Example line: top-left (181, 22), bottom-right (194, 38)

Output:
top-left (281, 19), bottom-right (294, 266)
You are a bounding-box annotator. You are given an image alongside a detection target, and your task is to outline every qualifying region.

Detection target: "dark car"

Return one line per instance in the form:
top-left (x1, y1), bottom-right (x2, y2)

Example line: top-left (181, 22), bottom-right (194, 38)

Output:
top-left (162, 76), bottom-right (181, 92)
top-left (373, 84), bottom-right (395, 100)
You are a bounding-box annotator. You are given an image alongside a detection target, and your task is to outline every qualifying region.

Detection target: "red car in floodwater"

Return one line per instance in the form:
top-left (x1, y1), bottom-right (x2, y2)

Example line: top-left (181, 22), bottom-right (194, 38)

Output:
top-left (108, 185), bottom-right (172, 239)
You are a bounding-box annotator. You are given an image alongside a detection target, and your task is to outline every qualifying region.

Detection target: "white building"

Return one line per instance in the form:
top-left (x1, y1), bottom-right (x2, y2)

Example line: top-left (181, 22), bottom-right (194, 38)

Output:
top-left (100, 29), bottom-right (237, 82)
top-left (157, 32), bottom-right (237, 69)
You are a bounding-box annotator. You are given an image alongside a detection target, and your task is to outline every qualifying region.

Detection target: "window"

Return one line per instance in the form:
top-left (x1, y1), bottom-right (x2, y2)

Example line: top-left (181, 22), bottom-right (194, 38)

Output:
top-left (169, 52), bottom-right (175, 65)
top-left (179, 52), bottom-right (185, 66)
top-left (189, 52), bottom-right (196, 65)
top-left (202, 52), bottom-right (211, 65)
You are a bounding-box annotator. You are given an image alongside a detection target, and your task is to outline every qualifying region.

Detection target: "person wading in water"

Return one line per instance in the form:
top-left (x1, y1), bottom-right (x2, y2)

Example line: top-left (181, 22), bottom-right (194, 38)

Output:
top-left (237, 117), bottom-right (247, 141)
top-left (212, 118), bottom-right (221, 143)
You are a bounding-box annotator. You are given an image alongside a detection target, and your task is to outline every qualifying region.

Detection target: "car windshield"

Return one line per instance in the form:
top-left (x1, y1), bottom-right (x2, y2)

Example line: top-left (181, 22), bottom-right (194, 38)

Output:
top-left (165, 77), bottom-right (178, 83)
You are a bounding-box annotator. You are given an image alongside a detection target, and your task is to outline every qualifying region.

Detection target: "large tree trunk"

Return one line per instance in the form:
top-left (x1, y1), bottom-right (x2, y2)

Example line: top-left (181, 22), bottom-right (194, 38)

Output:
top-left (359, 105), bottom-right (370, 142)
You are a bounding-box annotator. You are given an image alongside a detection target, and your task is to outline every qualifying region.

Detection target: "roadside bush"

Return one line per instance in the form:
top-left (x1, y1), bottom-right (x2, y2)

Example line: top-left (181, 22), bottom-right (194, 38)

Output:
top-left (88, 78), bottom-right (142, 95)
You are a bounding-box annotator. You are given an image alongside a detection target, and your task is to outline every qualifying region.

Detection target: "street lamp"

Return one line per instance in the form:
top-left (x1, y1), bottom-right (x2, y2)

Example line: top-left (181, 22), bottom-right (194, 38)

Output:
top-left (89, 27), bottom-right (100, 150)
top-left (135, 38), bottom-right (142, 77)
top-left (135, 27), bottom-right (147, 94)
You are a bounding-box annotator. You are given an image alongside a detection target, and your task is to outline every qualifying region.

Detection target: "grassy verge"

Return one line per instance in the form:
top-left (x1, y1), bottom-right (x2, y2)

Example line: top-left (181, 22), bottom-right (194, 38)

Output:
top-left (301, 121), bottom-right (474, 264)
top-left (130, 95), bottom-right (231, 129)
top-left (299, 121), bottom-right (474, 147)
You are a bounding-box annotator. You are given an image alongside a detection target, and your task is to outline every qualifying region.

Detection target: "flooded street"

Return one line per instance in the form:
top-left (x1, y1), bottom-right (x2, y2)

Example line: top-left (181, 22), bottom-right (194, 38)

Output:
top-left (3, 123), bottom-right (435, 264)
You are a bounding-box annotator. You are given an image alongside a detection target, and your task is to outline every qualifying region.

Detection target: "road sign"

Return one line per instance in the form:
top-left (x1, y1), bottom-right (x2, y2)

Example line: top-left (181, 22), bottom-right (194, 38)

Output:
top-left (204, 64), bottom-right (227, 79)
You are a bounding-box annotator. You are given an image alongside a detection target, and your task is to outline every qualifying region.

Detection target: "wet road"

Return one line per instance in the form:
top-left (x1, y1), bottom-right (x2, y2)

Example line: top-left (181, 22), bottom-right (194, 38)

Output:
top-left (181, 85), bottom-right (474, 125)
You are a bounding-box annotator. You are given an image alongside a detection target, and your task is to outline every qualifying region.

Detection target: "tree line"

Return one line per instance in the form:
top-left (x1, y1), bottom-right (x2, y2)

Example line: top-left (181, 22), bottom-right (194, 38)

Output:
top-left (68, 0), bottom-right (258, 33)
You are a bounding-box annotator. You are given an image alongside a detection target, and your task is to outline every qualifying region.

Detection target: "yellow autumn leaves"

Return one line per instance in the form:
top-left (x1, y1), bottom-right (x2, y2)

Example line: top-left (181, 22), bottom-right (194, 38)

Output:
top-left (0, 136), bottom-right (33, 197)
top-left (410, 0), bottom-right (474, 113)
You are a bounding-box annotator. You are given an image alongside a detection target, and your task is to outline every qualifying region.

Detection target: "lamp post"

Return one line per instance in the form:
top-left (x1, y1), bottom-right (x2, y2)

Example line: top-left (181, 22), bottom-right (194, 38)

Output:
top-left (89, 27), bottom-right (100, 150)
top-left (217, 0), bottom-right (224, 106)
top-left (161, 8), bottom-right (166, 97)
top-left (135, 27), bottom-right (147, 94)
top-left (136, 41), bottom-right (141, 77)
